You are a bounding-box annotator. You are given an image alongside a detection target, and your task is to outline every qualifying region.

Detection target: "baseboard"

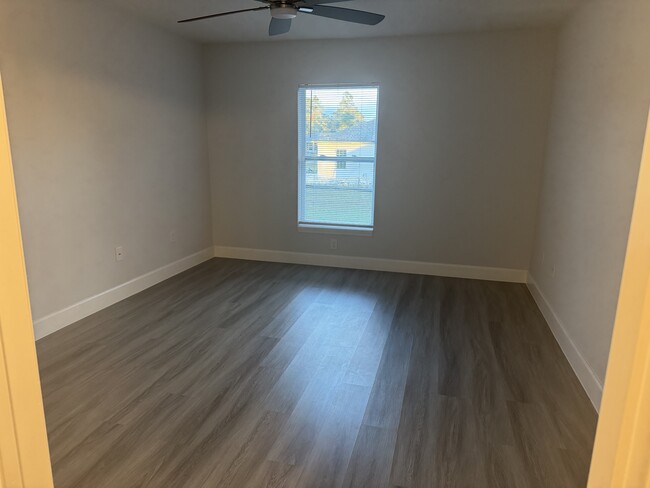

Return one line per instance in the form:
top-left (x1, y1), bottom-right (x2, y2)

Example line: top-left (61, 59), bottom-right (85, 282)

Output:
top-left (33, 247), bottom-right (215, 340)
top-left (213, 245), bottom-right (528, 283)
top-left (527, 275), bottom-right (603, 411)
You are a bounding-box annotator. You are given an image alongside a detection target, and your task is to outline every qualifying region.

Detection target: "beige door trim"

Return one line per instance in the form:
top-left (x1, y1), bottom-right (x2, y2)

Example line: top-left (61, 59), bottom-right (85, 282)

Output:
top-left (0, 74), bottom-right (54, 487)
top-left (588, 107), bottom-right (650, 487)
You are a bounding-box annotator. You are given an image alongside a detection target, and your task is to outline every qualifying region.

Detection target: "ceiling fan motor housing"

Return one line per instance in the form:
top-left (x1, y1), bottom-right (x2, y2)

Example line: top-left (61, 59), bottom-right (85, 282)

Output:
top-left (271, 3), bottom-right (298, 19)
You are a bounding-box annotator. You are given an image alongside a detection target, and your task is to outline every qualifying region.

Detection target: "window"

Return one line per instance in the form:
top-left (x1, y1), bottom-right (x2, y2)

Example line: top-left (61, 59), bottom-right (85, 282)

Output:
top-left (298, 84), bottom-right (379, 233)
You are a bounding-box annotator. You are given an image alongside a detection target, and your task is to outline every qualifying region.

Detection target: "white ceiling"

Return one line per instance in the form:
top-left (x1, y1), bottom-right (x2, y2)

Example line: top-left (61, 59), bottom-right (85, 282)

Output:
top-left (109, 0), bottom-right (585, 43)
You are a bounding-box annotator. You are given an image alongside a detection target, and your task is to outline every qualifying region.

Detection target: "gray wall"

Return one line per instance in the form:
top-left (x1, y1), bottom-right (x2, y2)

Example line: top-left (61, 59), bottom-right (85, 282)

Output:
top-left (529, 0), bottom-right (650, 401)
top-left (205, 30), bottom-right (557, 271)
top-left (0, 0), bottom-right (212, 320)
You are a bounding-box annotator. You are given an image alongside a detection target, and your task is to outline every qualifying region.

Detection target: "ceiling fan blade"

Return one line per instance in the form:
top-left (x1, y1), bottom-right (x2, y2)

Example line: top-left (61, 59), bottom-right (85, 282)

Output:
top-left (298, 0), bottom-right (351, 6)
top-left (178, 6), bottom-right (269, 24)
top-left (305, 5), bottom-right (385, 25)
top-left (269, 18), bottom-right (292, 36)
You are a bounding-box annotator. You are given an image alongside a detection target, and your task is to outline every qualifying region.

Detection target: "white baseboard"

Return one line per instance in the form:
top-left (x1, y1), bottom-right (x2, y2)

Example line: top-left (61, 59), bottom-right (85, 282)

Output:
top-left (213, 245), bottom-right (528, 283)
top-left (33, 247), bottom-right (215, 340)
top-left (527, 275), bottom-right (603, 411)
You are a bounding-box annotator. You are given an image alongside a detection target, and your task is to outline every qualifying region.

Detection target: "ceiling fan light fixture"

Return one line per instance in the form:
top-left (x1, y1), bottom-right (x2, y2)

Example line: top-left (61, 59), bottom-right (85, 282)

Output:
top-left (271, 5), bottom-right (298, 19)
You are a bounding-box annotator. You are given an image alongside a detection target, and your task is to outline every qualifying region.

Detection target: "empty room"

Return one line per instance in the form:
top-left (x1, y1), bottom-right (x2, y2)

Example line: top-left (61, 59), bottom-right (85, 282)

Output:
top-left (1, 0), bottom-right (649, 486)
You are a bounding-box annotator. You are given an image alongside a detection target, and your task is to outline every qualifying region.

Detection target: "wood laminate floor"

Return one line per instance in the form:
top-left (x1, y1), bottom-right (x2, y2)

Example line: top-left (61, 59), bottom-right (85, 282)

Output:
top-left (37, 258), bottom-right (597, 488)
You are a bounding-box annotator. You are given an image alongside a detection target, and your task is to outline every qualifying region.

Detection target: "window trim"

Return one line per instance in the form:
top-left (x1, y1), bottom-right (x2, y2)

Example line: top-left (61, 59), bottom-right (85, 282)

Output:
top-left (297, 223), bottom-right (374, 237)
top-left (297, 83), bottom-right (380, 234)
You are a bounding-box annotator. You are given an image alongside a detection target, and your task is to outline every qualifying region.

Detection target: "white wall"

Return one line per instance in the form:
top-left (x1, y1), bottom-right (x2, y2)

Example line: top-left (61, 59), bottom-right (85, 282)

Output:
top-left (0, 0), bottom-right (212, 321)
top-left (529, 0), bottom-right (650, 407)
top-left (205, 30), bottom-right (557, 272)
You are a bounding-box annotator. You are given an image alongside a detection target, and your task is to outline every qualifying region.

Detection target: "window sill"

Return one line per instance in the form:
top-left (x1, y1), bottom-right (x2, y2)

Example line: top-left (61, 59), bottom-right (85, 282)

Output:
top-left (297, 224), bottom-right (374, 237)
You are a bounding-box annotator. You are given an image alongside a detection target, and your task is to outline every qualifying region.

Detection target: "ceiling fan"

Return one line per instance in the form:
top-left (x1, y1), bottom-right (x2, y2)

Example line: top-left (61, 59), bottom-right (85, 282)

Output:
top-left (178, 1), bottom-right (386, 36)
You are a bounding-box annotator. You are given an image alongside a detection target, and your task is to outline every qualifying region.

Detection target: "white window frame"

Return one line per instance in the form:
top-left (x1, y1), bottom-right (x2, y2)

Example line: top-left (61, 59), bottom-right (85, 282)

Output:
top-left (297, 83), bottom-right (380, 237)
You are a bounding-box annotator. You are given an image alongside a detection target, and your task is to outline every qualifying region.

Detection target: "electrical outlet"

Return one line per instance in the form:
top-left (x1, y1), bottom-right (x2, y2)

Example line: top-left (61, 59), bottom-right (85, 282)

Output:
top-left (330, 238), bottom-right (338, 250)
top-left (170, 230), bottom-right (177, 243)
top-left (115, 246), bottom-right (124, 262)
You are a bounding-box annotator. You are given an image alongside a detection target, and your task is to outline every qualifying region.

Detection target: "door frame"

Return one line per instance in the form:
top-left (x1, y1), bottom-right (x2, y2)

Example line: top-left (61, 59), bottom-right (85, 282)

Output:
top-left (0, 74), bottom-right (54, 487)
top-left (588, 107), bottom-right (650, 487)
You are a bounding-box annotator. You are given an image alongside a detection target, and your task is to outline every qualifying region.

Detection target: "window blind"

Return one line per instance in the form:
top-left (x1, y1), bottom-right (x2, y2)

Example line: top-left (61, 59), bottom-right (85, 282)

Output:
top-left (298, 84), bottom-right (379, 229)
